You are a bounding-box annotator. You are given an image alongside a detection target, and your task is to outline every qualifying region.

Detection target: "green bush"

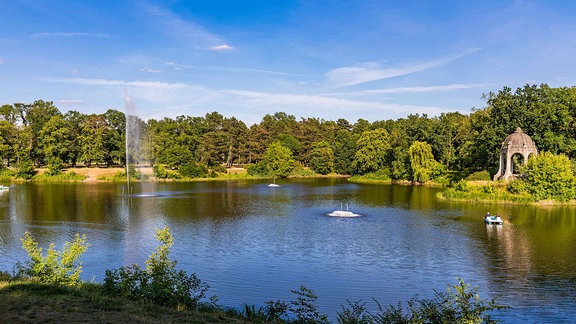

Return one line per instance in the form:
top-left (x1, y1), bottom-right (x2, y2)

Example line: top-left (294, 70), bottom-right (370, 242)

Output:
top-left (507, 179), bottom-right (529, 194)
top-left (211, 164), bottom-right (227, 174)
top-left (153, 164), bottom-right (168, 179)
top-left (16, 160), bottom-right (36, 180)
top-left (465, 170), bottom-right (491, 181)
top-left (103, 227), bottom-right (210, 310)
top-left (453, 179), bottom-right (470, 192)
top-left (241, 286), bottom-right (328, 323)
top-left (16, 232), bottom-right (89, 287)
top-left (337, 278), bottom-right (507, 323)
top-left (246, 162), bottom-right (270, 176)
top-left (178, 162), bottom-right (209, 178)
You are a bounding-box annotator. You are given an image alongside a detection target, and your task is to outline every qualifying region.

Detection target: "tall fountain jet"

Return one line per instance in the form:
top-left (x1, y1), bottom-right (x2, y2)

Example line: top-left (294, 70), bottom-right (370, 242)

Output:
top-left (124, 92), bottom-right (138, 194)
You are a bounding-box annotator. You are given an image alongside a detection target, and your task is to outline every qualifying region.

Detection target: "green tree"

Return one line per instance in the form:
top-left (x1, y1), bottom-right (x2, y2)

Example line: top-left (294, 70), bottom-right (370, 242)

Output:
top-left (409, 141), bottom-right (439, 183)
top-left (79, 114), bottom-right (108, 166)
top-left (352, 128), bottom-right (391, 175)
top-left (309, 141), bottom-right (334, 175)
top-left (38, 115), bottom-right (72, 173)
top-left (23, 100), bottom-right (62, 166)
top-left (332, 129), bottom-right (357, 175)
top-left (523, 151), bottom-right (576, 201)
top-left (263, 141), bottom-right (295, 178)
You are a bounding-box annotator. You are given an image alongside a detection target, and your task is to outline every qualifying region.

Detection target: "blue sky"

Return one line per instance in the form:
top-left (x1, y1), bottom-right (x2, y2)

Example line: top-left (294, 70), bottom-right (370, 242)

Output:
top-left (2, 1), bottom-right (576, 124)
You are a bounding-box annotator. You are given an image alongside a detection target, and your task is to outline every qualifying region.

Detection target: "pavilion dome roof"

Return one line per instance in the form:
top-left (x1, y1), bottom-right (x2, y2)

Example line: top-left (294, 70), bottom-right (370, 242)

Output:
top-left (503, 127), bottom-right (537, 149)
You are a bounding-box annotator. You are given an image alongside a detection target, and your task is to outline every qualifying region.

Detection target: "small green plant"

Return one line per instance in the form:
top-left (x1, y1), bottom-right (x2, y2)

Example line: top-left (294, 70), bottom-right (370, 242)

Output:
top-left (103, 227), bottom-right (210, 310)
top-left (289, 286), bottom-right (329, 323)
top-left (17, 232), bottom-right (89, 287)
top-left (336, 300), bottom-right (371, 324)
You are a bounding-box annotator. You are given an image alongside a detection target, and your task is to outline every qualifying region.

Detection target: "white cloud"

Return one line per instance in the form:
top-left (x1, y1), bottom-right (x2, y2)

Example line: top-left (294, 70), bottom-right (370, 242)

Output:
top-left (44, 77), bottom-right (190, 89)
top-left (225, 89), bottom-right (451, 116)
top-left (324, 83), bottom-right (494, 97)
top-left (164, 61), bottom-right (310, 78)
top-left (209, 44), bottom-right (234, 51)
top-left (140, 67), bottom-right (162, 73)
top-left (141, 3), bottom-right (229, 50)
top-left (59, 99), bottom-right (84, 105)
top-left (326, 49), bottom-right (480, 88)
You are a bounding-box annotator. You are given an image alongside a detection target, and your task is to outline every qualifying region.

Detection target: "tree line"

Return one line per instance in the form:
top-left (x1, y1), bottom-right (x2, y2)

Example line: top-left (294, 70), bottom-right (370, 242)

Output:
top-left (1, 84), bottom-right (575, 181)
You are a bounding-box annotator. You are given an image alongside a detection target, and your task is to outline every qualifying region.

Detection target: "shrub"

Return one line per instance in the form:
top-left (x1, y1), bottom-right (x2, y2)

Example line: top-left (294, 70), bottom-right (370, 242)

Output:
top-left (153, 163), bottom-right (168, 179)
top-left (178, 162), bottom-right (209, 178)
top-left (453, 179), bottom-right (470, 192)
top-left (507, 179), bottom-right (529, 195)
top-left (103, 227), bottom-right (210, 310)
top-left (338, 278), bottom-right (507, 323)
top-left (16, 160), bottom-right (36, 180)
top-left (289, 286), bottom-right (329, 323)
top-left (466, 170), bottom-right (491, 181)
top-left (246, 162), bottom-right (270, 176)
top-left (16, 232), bottom-right (89, 287)
top-left (211, 164), bottom-right (227, 174)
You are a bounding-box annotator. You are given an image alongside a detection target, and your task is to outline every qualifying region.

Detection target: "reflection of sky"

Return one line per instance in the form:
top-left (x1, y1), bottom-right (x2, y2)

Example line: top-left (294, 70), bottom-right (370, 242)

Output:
top-left (0, 180), bottom-right (575, 322)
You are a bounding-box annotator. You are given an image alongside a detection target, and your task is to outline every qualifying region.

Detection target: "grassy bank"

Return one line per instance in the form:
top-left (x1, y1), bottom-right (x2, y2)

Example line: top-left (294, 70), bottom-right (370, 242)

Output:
top-left (0, 280), bottom-right (247, 323)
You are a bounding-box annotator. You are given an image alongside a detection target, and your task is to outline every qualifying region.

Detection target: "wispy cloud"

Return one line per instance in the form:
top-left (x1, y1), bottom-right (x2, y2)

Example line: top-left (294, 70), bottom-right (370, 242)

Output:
top-left (141, 3), bottom-right (231, 51)
top-left (59, 99), bottom-right (84, 105)
top-left (43, 77), bottom-right (190, 89)
top-left (210, 44), bottom-right (234, 51)
top-left (324, 83), bottom-right (494, 97)
top-left (326, 49), bottom-right (480, 88)
top-left (164, 62), bottom-right (310, 78)
top-left (140, 67), bottom-right (162, 73)
top-left (225, 89), bottom-right (451, 116)
top-left (32, 32), bottom-right (109, 38)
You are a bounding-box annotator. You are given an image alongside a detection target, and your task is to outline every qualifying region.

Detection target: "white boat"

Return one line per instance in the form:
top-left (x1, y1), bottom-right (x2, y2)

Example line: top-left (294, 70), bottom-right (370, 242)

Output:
top-left (327, 203), bottom-right (361, 217)
top-left (484, 215), bottom-right (503, 225)
top-left (0, 185), bottom-right (9, 190)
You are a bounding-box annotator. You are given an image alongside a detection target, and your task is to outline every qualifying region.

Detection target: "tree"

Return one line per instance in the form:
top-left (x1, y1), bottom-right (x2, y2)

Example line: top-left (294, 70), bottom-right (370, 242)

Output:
top-left (38, 115), bottom-right (72, 173)
top-left (523, 151), bottom-right (576, 201)
top-left (309, 141), bottom-right (334, 175)
top-left (24, 100), bottom-right (62, 166)
top-left (352, 128), bottom-right (391, 175)
top-left (332, 129), bottom-right (357, 175)
top-left (409, 141), bottom-right (439, 183)
top-left (263, 141), bottom-right (295, 178)
top-left (79, 114), bottom-right (108, 166)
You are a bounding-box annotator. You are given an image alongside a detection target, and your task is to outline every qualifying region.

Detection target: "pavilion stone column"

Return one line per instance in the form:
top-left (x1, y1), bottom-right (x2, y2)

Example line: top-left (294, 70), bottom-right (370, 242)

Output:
top-left (493, 127), bottom-right (538, 182)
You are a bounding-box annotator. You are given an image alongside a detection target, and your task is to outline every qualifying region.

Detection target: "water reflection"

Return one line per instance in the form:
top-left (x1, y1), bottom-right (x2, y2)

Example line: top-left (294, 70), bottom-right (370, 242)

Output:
top-left (0, 180), bottom-right (575, 322)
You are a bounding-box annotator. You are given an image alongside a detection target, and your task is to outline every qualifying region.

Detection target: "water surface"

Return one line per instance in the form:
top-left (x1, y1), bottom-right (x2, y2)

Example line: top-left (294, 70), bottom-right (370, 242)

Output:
top-left (0, 179), bottom-right (574, 322)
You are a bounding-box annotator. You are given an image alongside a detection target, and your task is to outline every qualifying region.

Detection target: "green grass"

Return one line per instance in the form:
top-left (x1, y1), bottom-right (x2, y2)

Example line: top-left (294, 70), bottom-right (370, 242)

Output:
top-left (31, 171), bottom-right (87, 182)
top-left (0, 280), bottom-right (250, 323)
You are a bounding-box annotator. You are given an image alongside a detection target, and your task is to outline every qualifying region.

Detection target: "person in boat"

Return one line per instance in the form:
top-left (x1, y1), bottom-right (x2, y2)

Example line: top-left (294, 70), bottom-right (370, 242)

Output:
top-left (485, 212), bottom-right (490, 218)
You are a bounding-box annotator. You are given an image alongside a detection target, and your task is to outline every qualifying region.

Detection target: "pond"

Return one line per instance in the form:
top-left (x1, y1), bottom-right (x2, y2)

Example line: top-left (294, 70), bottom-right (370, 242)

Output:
top-left (0, 179), bottom-right (575, 322)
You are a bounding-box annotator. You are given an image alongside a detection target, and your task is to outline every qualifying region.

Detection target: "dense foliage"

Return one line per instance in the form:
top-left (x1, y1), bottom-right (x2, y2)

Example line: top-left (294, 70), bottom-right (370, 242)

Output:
top-left (2, 84), bottom-right (576, 185)
top-left (16, 232), bottom-right (89, 287)
top-left (103, 227), bottom-right (210, 310)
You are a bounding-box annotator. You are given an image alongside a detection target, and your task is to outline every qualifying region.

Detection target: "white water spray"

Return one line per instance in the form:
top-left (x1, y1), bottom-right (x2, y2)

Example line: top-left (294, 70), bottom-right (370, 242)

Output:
top-left (124, 92), bottom-right (137, 194)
